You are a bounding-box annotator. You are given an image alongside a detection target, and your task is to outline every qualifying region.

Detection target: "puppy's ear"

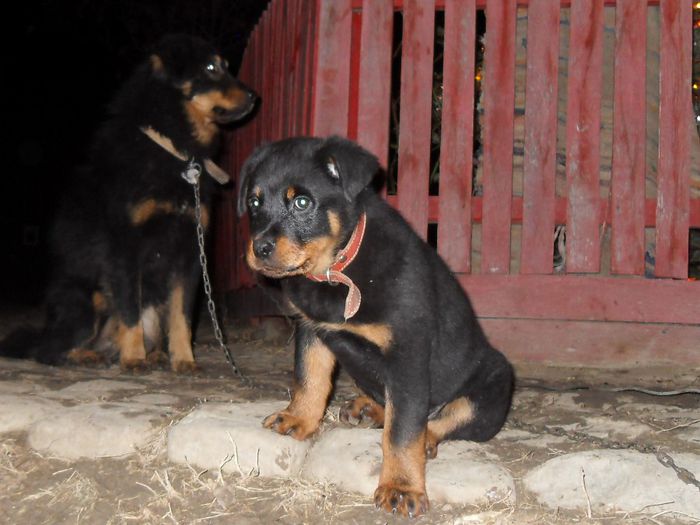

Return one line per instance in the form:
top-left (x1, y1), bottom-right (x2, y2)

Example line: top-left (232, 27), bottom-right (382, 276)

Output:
top-left (237, 143), bottom-right (271, 216)
top-left (318, 136), bottom-right (380, 201)
top-left (149, 54), bottom-right (167, 81)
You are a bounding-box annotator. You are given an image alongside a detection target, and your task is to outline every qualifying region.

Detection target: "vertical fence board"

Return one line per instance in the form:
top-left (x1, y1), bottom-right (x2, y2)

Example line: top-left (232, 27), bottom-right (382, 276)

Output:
top-left (655, 0), bottom-right (691, 278)
top-left (481, 0), bottom-right (516, 274)
top-left (347, 12), bottom-right (363, 140)
top-left (300, 0), bottom-right (315, 135)
top-left (396, 0), bottom-right (436, 239)
top-left (356, 0), bottom-right (394, 168)
top-left (565, 0), bottom-right (604, 273)
top-left (437, 0), bottom-right (476, 273)
top-left (611, 0), bottom-right (647, 275)
top-left (312, 0), bottom-right (353, 136)
top-left (521, 0), bottom-right (560, 274)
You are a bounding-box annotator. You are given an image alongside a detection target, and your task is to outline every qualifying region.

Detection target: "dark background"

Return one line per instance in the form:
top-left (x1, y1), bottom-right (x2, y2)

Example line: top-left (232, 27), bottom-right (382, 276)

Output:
top-left (0, 0), bottom-right (270, 306)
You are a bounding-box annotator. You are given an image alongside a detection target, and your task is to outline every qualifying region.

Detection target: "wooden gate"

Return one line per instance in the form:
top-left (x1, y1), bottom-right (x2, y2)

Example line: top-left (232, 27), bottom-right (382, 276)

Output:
top-left (219, 0), bottom-right (700, 366)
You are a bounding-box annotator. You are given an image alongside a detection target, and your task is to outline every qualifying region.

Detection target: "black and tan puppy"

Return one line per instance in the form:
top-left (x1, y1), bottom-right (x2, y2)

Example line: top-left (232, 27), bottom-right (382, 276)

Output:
top-left (238, 136), bottom-right (514, 518)
top-left (0, 34), bottom-right (256, 371)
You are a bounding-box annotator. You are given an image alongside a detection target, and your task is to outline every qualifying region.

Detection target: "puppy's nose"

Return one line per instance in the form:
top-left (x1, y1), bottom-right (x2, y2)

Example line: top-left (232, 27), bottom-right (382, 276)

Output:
top-left (253, 239), bottom-right (275, 259)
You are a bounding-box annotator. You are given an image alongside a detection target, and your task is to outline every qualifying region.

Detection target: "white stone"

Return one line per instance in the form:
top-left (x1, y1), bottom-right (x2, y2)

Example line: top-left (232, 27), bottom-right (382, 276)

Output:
top-left (427, 441), bottom-right (516, 505)
top-left (577, 416), bottom-right (653, 440)
top-left (167, 401), bottom-right (311, 478)
top-left (524, 449), bottom-right (700, 517)
top-left (303, 427), bottom-right (515, 506)
top-left (47, 379), bottom-right (143, 401)
top-left (0, 394), bottom-right (62, 433)
top-left (27, 401), bottom-right (166, 459)
top-left (302, 427), bottom-right (382, 495)
top-left (129, 393), bottom-right (180, 405)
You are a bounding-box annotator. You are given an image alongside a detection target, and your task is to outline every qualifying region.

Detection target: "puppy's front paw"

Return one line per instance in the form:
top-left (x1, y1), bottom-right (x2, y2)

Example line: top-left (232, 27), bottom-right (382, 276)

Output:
top-left (339, 396), bottom-right (385, 427)
top-left (374, 484), bottom-right (429, 518)
top-left (262, 411), bottom-right (316, 440)
top-left (171, 359), bottom-right (200, 374)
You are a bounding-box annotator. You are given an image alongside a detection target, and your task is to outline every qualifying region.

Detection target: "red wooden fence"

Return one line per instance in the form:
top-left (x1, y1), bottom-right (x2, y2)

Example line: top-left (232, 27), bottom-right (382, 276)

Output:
top-left (219, 0), bottom-right (700, 366)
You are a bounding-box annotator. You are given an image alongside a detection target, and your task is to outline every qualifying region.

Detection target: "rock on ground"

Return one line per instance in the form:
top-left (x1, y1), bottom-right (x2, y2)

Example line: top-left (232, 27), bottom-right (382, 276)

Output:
top-left (524, 449), bottom-right (700, 517)
top-left (167, 401), bottom-right (312, 478)
top-left (28, 401), bottom-right (169, 460)
top-left (303, 427), bottom-right (515, 506)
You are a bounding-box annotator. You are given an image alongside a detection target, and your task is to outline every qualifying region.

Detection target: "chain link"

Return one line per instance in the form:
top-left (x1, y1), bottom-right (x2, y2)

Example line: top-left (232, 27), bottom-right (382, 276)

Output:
top-left (184, 160), bottom-right (242, 377)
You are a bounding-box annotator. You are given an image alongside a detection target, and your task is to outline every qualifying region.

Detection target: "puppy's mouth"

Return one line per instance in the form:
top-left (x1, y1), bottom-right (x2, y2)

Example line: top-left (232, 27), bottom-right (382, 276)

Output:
top-left (253, 260), bottom-right (310, 278)
top-left (212, 102), bottom-right (255, 124)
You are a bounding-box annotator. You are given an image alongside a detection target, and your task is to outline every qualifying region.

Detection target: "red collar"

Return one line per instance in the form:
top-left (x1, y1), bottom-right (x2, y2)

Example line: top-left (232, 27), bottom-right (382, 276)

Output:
top-left (306, 213), bottom-right (367, 320)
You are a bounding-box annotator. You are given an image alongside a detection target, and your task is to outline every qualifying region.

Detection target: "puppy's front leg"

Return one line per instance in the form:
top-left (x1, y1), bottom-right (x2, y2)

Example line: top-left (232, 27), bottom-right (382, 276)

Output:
top-left (374, 387), bottom-right (430, 518)
top-left (263, 324), bottom-right (336, 440)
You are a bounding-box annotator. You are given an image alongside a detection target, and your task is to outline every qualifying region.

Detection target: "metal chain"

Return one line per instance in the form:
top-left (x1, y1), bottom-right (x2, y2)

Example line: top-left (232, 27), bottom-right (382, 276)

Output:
top-left (183, 159), bottom-right (242, 377)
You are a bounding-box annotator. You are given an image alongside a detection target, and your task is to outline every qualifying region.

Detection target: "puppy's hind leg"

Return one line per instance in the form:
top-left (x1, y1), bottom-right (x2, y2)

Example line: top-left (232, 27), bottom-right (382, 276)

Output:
top-left (37, 279), bottom-right (102, 365)
top-left (167, 281), bottom-right (198, 373)
top-left (434, 350), bottom-right (514, 448)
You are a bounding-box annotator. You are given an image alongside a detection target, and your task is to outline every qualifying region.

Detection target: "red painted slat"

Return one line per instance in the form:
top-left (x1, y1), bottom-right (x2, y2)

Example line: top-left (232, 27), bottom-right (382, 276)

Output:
top-left (395, 0), bottom-right (435, 239)
top-left (458, 274), bottom-right (700, 325)
top-left (520, 0), bottom-right (559, 275)
top-left (347, 11), bottom-right (363, 141)
top-left (655, 0), bottom-right (691, 278)
top-left (312, 0), bottom-right (353, 136)
top-left (611, 0), bottom-right (647, 276)
top-left (565, 0), bottom-right (604, 273)
top-left (303, 0), bottom-right (318, 134)
top-left (436, 0), bottom-right (476, 273)
top-left (274, 1), bottom-right (285, 140)
top-left (286, 0), bottom-right (299, 139)
top-left (481, 0), bottom-right (516, 274)
top-left (356, 0), bottom-right (394, 168)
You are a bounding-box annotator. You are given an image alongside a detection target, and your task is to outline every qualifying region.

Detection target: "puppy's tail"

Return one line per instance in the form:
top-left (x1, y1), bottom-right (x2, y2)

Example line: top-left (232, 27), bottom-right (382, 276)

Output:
top-left (0, 327), bottom-right (43, 360)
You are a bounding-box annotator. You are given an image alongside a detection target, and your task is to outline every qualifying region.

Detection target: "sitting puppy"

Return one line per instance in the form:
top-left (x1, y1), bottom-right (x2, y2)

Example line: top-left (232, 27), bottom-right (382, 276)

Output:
top-left (238, 136), bottom-right (514, 518)
top-left (0, 34), bottom-right (256, 371)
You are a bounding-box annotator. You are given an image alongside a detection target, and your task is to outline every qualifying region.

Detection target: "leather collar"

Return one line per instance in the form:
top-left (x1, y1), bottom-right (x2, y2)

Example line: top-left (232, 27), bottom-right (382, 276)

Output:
top-left (306, 213), bottom-right (367, 320)
top-left (140, 126), bottom-right (231, 184)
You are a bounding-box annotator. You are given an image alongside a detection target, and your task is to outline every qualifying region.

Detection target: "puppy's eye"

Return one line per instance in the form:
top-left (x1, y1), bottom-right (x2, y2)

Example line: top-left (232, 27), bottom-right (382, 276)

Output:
top-left (293, 195), bottom-right (311, 211)
top-left (205, 62), bottom-right (223, 77)
top-left (248, 196), bottom-right (261, 210)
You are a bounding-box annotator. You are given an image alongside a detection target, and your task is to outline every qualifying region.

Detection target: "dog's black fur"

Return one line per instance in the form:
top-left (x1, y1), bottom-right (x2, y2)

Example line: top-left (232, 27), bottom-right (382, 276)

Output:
top-left (0, 34), bottom-right (256, 371)
top-left (238, 136), bottom-right (514, 518)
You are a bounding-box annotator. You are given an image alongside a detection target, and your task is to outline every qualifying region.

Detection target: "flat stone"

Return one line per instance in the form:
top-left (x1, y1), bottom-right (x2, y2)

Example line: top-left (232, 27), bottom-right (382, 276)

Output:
top-left (27, 401), bottom-right (168, 459)
top-left (303, 427), bottom-right (515, 506)
top-left (427, 441), bottom-right (516, 505)
top-left (0, 394), bottom-right (62, 433)
top-left (524, 449), bottom-right (700, 517)
top-left (302, 427), bottom-right (382, 495)
top-left (129, 393), bottom-right (180, 405)
top-left (575, 416), bottom-right (653, 440)
top-left (167, 401), bottom-right (311, 478)
top-left (494, 428), bottom-right (571, 448)
top-left (47, 379), bottom-right (143, 401)
top-left (0, 381), bottom-right (42, 395)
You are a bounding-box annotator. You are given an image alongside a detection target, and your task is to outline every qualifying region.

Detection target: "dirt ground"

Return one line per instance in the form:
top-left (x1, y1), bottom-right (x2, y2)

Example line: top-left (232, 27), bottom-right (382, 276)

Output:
top-left (0, 306), bottom-right (698, 525)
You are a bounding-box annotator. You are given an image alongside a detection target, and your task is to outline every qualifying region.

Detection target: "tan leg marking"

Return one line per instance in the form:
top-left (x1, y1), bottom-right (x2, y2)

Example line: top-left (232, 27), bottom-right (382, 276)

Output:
top-left (117, 320), bottom-right (147, 370)
top-left (374, 395), bottom-right (429, 518)
top-left (426, 397), bottom-right (475, 458)
top-left (168, 284), bottom-right (197, 373)
top-left (263, 337), bottom-right (336, 440)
